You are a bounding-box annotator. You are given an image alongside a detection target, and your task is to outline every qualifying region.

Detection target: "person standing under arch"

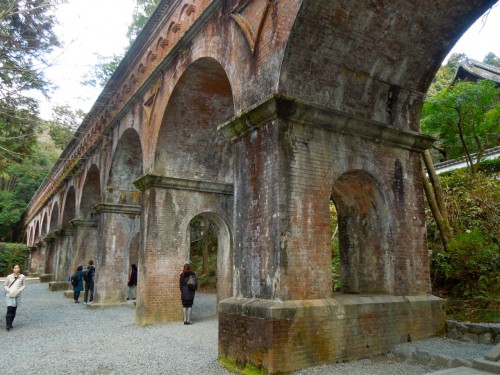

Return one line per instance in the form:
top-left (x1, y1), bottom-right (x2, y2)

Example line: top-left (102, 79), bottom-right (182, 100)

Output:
top-left (4, 265), bottom-right (26, 331)
top-left (179, 263), bottom-right (197, 325)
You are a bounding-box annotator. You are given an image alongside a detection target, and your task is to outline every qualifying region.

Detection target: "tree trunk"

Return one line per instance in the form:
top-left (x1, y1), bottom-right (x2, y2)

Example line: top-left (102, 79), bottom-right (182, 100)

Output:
top-left (422, 151), bottom-right (453, 247)
top-left (201, 217), bottom-right (209, 275)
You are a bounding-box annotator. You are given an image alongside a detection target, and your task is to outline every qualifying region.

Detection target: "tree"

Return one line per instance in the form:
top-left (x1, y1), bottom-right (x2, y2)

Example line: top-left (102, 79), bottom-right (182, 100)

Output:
top-left (0, 0), bottom-right (61, 105)
top-left (427, 53), bottom-right (467, 97)
top-left (127, 0), bottom-right (162, 44)
top-left (421, 79), bottom-right (500, 175)
top-left (83, 0), bottom-right (161, 88)
top-left (0, 141), bottom-right (58, 241)
top-left (0, 0), bottom-right (61, 166)
top-left (45, 104), bottom-right (84, 150)
top-left (82, 53), bottom-right (122, 88)
top-left (483, 52), bottom-right (500, 68)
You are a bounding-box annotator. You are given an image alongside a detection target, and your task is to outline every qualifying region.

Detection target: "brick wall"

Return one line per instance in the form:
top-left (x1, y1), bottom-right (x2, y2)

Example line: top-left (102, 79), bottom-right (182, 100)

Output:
top-left (220, 295), bottom-right (445, 374)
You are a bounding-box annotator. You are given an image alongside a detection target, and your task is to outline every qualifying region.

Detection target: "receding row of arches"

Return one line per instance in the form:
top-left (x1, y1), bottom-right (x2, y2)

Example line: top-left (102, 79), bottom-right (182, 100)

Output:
top-left (27, 56), bottom-right (397, 312)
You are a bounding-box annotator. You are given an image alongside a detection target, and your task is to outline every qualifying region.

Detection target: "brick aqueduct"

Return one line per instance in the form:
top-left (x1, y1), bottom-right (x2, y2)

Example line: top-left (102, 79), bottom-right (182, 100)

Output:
top-left (25, 0), bottom-right (495, 373)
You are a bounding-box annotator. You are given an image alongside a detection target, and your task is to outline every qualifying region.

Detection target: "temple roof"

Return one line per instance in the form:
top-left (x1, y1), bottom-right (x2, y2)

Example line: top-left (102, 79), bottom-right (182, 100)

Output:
top-left (453, 58), bottom-right (500, 86)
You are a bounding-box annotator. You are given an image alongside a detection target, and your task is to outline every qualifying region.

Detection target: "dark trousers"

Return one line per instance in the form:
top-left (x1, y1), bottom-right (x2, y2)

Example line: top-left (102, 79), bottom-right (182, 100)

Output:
top-left (6, 306), bottom-right (17, 328)
top-left (74, 291), bottom-right (81, 301)
top-left (84, 282), bottom-right (94, 303)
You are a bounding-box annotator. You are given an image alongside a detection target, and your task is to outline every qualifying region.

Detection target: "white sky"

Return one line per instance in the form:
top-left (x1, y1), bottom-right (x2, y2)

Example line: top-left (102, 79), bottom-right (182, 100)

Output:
top-left (35, 1), bottom-right (500, 120)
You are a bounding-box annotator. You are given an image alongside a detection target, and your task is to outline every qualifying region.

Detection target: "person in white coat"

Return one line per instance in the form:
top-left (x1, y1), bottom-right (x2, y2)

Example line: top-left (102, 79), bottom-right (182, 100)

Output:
top-left (4, 265), bottom-right (26, 331)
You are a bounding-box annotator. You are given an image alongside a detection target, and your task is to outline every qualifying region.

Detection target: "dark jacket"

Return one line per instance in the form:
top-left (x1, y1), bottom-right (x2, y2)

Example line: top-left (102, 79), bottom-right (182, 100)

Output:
top-left (72, 270), bottom-right (84, 292)
top-left (128, 269), bottom-right (137, 287)
top-left (85, 265), bottom-right (95, 284)
top-left (179, 271), bottom-right (196, 300)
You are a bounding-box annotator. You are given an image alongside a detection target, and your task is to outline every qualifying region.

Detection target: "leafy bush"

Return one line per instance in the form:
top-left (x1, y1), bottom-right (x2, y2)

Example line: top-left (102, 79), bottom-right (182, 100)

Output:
top-left (0, 243), bottom-right (30, 276)
top-left (427, 168), bottom-right (499, 322)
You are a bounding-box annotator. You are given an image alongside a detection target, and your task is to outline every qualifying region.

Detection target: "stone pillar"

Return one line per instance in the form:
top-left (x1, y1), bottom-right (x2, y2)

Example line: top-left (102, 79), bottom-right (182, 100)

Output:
top-left (217, 95), bottom-right (445, 374)
top-left (133, 175), bottom-right (233, 325)
top-left (41, 235), bottom-right (56, 282)
top-left (71, 219), bottom-right (98, 269)
top-left (94, 203), bottom-right (140, 303)
top-left (54, 228), bottom-right (75, 281)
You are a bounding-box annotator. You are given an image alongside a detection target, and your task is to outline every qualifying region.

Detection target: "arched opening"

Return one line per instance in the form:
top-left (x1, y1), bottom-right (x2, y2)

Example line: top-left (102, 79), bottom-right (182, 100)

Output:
top-left (41, 212), bottom-right (48, 238)
top-left (46, 202), bottom-right (59, 275)
top-left (331, 170), bottom-right (392, 294)
top-left (62, 187), bottom-right (76, 229)
top-left (189, 216), bottom-right (218, 291)
top-left (154, 57), bottom-right (234, 182)
top-left (98, 128), bottom-right (143, 303)
top-left (108, 129), bottom-right (143, 195)
top-left (80, 165), bottom-right (101, 220)
top-left (49, 202), bottom-right (59, 234)
top-left (129, 232), bottom-right (139, 270)
top-left (187, 212), bottom-right (232, 316)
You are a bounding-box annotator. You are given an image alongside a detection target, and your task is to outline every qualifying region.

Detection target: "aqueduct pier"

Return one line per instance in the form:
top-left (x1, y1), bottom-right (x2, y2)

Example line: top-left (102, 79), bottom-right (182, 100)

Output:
top-left (25, 0), bottom-right (496, 373)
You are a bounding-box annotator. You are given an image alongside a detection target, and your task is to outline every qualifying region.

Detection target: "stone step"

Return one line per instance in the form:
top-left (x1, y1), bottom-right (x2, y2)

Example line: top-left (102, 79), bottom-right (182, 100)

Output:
top-left (473, 358), bottom-right (500, 374)
top-left (426, 366), bottom-right (495, 374)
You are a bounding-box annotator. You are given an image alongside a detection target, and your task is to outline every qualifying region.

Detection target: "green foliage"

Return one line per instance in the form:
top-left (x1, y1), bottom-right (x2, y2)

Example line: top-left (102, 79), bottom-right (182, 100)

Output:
top-left (483, 52), bottom-right (500, 68)
top-left (0, 0), bottom-right (60, 104)
top-left (427, 168), bottom-right (499, 322)
top-left (0, 142), bottom-right (58, 241)
top-left (421, 79), bottom-right (500, 173)
top-left (81, 53), bottom-right (123, 88)
top-left (0, 99), bottom-right (40, 168)
top-left (84, 0), bottom-right (162, 88)
top-left (45, 104), bottom-right (84, 149)
top-left (330, 200), bottom-right (340, 292)
top-left (0, 242), bottom-right (30, 276)
top-left (426, 53), bottom-right (466, 97)
top-left (127, 0), bottom-right (162, 44)
top-left (219, 357), bottom-right (265, 375)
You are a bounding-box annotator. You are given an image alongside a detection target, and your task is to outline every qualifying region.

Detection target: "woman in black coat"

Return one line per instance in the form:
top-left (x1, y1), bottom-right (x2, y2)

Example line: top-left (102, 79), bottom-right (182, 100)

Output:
top-left (179, 263), bottom-right (197, 325)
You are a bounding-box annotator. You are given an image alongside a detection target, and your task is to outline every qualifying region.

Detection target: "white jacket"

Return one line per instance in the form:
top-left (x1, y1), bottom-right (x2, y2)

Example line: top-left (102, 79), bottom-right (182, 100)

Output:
top-left (4, 273), bottom-right (26, 298)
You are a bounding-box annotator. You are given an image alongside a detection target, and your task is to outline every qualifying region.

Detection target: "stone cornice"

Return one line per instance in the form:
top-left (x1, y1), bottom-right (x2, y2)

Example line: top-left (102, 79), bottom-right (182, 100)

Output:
top-left (218, 94), bottom-right (435, 152)
top-left (54, 228), bottom-right (74, 237)
top-left (70, 219), bottom-right (98, 228)
top-left (94, 203), bottom-right (141, 215)
top-left (133, 175), bottom-right (234, 196)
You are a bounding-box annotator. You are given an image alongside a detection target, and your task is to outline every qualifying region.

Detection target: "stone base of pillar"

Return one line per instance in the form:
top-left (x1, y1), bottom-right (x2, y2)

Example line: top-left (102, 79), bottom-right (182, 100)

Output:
top-left (219, 294), bottom-right (445, 374)
top-left (39, 274), bottom-right (53, 283)
top-left (48, 281), bottom-right (70, 291)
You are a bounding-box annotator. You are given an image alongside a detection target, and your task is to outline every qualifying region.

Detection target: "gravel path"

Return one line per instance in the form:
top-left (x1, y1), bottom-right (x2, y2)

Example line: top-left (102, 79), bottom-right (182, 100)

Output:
top-left (0, 281), bottom-right (492, 375)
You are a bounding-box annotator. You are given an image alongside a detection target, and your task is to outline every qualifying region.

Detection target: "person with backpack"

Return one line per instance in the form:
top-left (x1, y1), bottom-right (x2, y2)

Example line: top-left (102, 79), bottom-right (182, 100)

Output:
top-left (71, 264), bottom-right (84, 303)
top-left (4, 264), bottom-right (26, 331)
top-left (127, 264), bottom-right (137, 300)
top-left (179, 263), bottom-right (197, 325)
top-left (83, 260), bottom-right (95, 305)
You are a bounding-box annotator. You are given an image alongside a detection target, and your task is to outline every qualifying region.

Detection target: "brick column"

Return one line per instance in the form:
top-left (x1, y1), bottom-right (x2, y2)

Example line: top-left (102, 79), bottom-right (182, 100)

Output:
top-left (54, 228), bottom-right (75, 281)
top-left (134, 175), bottom-right (233, 325)
top-left (94, 203), bottom-right (140, 303)
top-left (217, 95), bottom-right (445, 373)
top-left (71, 219), bottom-right (98, 270)
top-left (41, 235), bottom-right (56, 281)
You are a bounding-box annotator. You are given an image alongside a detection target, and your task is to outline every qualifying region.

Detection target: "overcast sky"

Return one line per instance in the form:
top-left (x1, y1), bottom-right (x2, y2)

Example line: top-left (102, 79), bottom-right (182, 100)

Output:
top-left (35, 2), bottom-right (500, 120)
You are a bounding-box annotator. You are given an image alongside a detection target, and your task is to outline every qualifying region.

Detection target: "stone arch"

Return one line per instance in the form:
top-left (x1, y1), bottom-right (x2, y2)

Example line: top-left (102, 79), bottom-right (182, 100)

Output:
top-left (153, 57), bottom-right (234, 183)
top-left (279, 0), bottom-right (496, 129)
top-left (41, 211), bottom-right (48, 238)
top-left (49, 201), bottom-right (60, 233)
top-left (33, 220), bottom-right (41, 243)
top-left (80, 164), bottom-right (101, 220)
top-left (62, 186), bottom-right (76, 229)
top-left (108, 128), bottom-right (143, 195)
top-left (331, 170), bottom-right (392, 294)
top-left (187, 212), bottom-right (233, 303)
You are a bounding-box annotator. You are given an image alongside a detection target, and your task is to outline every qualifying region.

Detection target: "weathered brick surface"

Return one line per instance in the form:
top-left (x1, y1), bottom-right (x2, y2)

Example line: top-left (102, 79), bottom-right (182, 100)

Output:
top-left (220, 295), bottom-right (445, 374)
top-left (21, 1), bottom-right (495, 373)
top-left (136, 182), bottom-right (233, 325)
